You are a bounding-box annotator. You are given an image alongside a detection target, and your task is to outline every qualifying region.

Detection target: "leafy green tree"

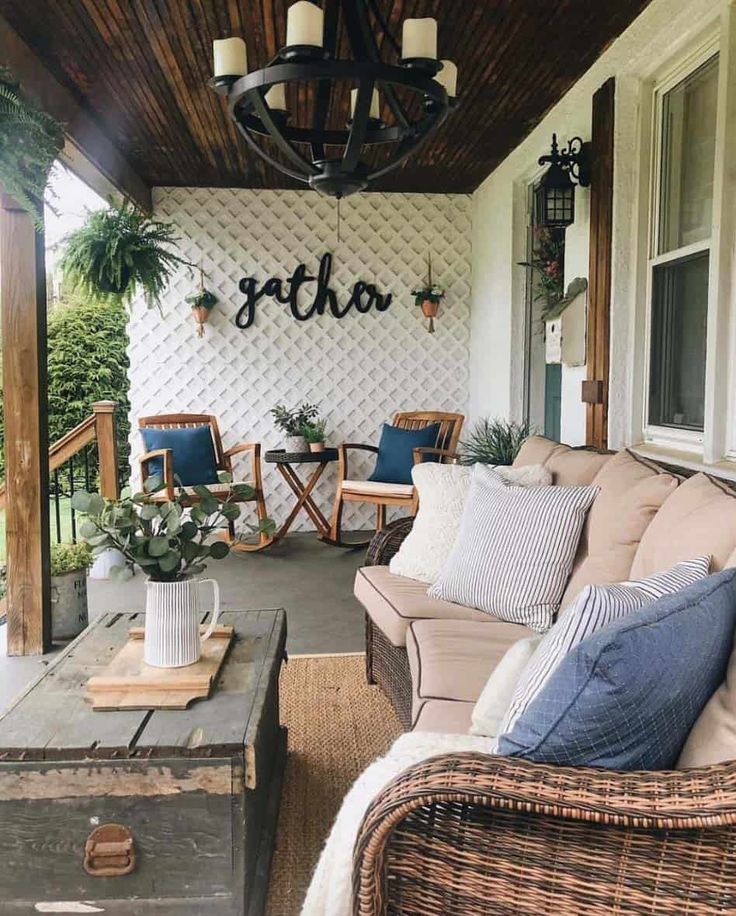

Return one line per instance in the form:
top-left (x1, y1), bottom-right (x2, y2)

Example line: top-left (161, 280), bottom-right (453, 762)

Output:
top-left (0, 294), bottom-right (131, 487)
top-left (46, 294), bottom-right (131, 487)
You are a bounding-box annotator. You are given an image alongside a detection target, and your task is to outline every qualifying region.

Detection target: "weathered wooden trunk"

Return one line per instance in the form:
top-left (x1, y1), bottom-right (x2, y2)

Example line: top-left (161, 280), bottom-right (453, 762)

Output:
top-left (0, 609), bottom-right (287, 915)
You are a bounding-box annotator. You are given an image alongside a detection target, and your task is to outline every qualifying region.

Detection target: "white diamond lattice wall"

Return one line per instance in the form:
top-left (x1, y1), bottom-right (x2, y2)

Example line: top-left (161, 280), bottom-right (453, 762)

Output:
top-left (127, 187), bottom-right (471, 531)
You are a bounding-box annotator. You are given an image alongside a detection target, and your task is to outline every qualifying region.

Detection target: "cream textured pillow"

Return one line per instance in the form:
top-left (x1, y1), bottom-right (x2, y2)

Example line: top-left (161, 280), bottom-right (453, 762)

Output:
top-left (389, 462), bottom-right (552, 584)
top-left (429, 465), bottom-right (598, 631)
top-left (470, 635), bottom-right (542, 737)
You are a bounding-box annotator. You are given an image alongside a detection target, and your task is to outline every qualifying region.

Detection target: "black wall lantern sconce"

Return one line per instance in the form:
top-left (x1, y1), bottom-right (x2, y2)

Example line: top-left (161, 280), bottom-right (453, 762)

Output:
top-left (535, 134), bottom-right (592, 229)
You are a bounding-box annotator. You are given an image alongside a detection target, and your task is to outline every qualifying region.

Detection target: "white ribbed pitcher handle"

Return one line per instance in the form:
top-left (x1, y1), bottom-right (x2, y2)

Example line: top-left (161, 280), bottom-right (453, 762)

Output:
top-left (200, 579), bottom-right (221, 642)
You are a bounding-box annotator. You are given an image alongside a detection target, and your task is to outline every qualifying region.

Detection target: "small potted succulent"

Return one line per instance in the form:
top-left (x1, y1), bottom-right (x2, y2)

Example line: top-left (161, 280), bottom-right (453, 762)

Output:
top-left (270, 402), bottom-right (319, 453)
top-left (72, 474), bottom-right (274, 667)
top-left (412, 251), bottom-right (445, 334)
top-left (50, 541), bottom-right (93, 640)
top-left (302, 418), bottom-right (328, 453)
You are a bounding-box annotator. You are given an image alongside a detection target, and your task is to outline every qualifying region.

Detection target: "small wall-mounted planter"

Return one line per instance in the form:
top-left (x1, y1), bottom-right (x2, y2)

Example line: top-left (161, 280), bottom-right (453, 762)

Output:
top-left (192, 305), bottom-right (211, 337)
top-left (186, 288), bottom-right (218, 338)
top-left (420, 299), bottom-right (440, 334)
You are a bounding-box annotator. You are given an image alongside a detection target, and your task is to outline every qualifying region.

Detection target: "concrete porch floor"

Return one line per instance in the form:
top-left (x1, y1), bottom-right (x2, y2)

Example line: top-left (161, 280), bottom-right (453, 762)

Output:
top-left (0, 533), bottom-right (369, 714)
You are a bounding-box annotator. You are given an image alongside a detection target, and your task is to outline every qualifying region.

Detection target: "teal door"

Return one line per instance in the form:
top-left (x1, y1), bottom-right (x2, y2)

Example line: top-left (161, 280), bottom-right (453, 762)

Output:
top-left (544, 363), bottom-right (562, 441)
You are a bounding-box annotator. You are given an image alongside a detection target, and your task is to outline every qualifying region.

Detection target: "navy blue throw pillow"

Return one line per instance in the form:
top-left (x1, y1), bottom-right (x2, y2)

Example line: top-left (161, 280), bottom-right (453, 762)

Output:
top-left (496, 568), bottom-right (736, 770)
top-left (141, 426), bottom-right (219, 487)
top-left (368, 423), bottom-right (442, 486)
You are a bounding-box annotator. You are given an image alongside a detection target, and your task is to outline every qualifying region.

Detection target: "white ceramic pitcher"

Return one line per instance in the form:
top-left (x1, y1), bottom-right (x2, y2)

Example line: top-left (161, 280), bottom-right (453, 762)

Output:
top-left (144, 578), bottom-right (220, 668)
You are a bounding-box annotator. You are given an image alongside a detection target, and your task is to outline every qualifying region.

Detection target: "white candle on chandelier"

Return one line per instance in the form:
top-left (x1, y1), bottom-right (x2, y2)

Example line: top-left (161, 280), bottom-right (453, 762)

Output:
top-left (213, 37), bottom-right (248, 78)
top-left (265, 84), bottom-right (287, 112)
top-left (402, 18), bottom-right (437, 60)
top-left (286, 1), bottom-right (324, 48)
top-left (350, 88), bottom-right (380, 121)
top-left (434, 60), bottom-right (458, 97)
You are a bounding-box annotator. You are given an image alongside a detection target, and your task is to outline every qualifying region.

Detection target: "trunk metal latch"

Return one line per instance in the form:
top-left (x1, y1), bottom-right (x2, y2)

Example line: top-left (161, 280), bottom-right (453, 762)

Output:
top-left (83, 824), bottom-right (136, 877)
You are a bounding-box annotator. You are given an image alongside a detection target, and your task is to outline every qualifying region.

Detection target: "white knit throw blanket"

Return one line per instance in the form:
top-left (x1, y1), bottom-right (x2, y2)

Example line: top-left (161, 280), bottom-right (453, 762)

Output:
top-left (301, 731), bottom-right (492, 916)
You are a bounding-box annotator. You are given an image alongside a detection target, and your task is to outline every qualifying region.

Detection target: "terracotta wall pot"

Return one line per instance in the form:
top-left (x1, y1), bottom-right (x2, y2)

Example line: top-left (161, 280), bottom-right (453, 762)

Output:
top-left (420, 299), bottom-right (440, 334)
top-left (192, 305), bottom-right (211, 337)
top-left (420, 299), bottom-right (439, 319)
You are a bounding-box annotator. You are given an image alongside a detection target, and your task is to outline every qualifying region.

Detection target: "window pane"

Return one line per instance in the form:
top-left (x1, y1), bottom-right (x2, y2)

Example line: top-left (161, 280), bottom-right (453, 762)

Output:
top-left (658, 55), bottom-right (718, 254)
top-left (648, 251), bottom-right (709, 430)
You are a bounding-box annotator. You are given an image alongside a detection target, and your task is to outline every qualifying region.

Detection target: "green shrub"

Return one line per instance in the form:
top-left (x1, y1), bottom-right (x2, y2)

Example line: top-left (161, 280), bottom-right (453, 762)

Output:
top-left (50, 541), bottom-right (92, 576)
top-left (459, 418), bottom-right (532, 467)
top-left (0, 293), bottom-right (131, 487)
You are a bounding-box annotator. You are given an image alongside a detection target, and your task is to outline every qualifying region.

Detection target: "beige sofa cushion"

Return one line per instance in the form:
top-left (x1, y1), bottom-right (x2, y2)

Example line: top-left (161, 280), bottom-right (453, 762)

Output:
top-left (678, 635), bottom-right (736, 768)
top-left (406, 618), bottom-right (534, 724)
top-left (561, 450), bottom-right (679, 607)
top-left (354, 565), bottom-right (488, 647)
top-left (677, 550), bottom-right (736, 768)
top-left (413, 699), bottom-right (474, 734)
top-left (514, 435), bottom-right (611, 485)
top-left (630, 473), bottom-right (736, 579)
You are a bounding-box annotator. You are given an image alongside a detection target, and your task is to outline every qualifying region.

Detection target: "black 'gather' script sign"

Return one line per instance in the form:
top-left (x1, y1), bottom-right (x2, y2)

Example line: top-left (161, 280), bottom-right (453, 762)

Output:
top-left (235, 253), bottom-right (392, 329)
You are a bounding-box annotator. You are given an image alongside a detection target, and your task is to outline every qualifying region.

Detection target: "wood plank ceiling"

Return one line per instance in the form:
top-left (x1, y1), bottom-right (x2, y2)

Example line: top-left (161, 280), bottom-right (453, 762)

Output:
top-left (0, 0), bottom-right (653, 194)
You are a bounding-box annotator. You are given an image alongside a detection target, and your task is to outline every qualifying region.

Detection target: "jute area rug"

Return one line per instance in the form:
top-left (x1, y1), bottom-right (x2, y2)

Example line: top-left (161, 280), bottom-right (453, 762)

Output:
top-left (266, 653), bottom-right (403, 916)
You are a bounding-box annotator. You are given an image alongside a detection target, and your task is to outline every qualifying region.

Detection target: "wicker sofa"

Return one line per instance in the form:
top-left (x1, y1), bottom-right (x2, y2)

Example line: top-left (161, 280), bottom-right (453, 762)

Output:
top-left (351, 436), bottom-right (736, 914)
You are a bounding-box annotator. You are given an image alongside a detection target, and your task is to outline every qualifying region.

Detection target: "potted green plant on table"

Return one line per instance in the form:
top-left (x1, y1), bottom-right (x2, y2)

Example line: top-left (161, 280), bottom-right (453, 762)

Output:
top-left (302, 418), bottom-right (328, 453)
top-left (60, 201), bottom-right (193, 309)
top-left (72, 475), bottom-right (274, 668)
top-left (459, 418), bottom-right (532, 466)
top-left (270, 402), bottom-right (319, 453)
top-left (412, 251), bottom-right (445, 334)
top-left (0, 67), bottom-right (64, 227)
top-left (50, 542), bottom-right (93, 640)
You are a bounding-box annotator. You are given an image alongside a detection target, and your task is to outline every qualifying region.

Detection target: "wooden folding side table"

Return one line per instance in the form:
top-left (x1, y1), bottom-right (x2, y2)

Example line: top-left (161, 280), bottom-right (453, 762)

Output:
top-left (264, 448), bottom-right (338, 541)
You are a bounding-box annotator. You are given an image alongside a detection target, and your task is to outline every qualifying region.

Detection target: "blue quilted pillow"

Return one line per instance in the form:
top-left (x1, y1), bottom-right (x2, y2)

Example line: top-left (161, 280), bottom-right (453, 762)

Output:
top-left (368, 423), bottom-right (441, 485)
top-left (141, 426), bottom-right (219, 487)
top-left (496, 568), bottom-right (736, 770)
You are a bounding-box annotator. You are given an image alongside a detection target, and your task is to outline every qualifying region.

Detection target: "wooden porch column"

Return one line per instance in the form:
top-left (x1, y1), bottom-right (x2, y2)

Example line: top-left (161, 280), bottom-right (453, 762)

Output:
top-left (0, 190), bottom-right (51, 655)
top-left (583, 78), bottom-right (615, 450)
top-left (92, 400), bottom-right (120, 500)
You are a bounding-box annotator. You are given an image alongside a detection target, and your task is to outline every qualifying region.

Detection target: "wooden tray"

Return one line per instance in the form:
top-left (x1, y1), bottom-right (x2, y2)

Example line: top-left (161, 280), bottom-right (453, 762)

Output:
top-left (86, 625), bottom-right (234, 710)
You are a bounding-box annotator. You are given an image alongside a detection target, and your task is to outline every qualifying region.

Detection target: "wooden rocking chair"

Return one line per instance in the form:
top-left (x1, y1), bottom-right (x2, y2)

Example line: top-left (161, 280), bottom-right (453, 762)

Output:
top-left (324, 410), bottom-right (464, 548)
top-left (138, 413), bottom-right (273, 553)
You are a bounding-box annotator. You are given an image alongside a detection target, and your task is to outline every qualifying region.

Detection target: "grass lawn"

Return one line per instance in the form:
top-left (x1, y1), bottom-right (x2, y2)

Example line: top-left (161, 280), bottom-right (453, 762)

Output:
top-left (0, 497), bottom-right (76, 563)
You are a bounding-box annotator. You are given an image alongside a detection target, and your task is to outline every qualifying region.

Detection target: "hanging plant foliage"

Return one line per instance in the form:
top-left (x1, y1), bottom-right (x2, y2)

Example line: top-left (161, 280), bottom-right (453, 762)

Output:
top-left (60, 201), bottom-right (194, 308)
top-left (0, 67), bottom-right (64, 227)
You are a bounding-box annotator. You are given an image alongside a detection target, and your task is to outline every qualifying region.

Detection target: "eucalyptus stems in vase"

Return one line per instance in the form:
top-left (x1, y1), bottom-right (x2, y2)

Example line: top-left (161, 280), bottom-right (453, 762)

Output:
top-left (72, 474), bottom-right (275, 667)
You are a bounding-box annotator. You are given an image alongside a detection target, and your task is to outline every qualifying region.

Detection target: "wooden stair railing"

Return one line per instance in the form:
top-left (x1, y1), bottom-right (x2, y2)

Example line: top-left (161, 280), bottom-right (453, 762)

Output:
top-left (0, 400), bottom-right (120, 510)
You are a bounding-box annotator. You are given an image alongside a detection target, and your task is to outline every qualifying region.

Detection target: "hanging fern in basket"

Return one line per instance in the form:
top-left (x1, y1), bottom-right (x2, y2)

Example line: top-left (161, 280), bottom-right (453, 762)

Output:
top-left (60, 201), bottom-right (194, 308)
top-left (0, 68), bottom-right (64, 226)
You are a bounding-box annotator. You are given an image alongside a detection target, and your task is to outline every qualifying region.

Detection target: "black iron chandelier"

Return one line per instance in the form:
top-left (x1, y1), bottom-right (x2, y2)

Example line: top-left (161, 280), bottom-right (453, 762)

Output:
top-left (209, 0), bottom-right (458, 199)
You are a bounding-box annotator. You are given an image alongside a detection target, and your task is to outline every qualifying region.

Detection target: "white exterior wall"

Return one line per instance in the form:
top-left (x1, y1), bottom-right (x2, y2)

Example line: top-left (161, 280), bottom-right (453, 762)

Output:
top-left (127, 188), bottom-right (471, 530)
top-left (470, 0), bottom-right (723, 447)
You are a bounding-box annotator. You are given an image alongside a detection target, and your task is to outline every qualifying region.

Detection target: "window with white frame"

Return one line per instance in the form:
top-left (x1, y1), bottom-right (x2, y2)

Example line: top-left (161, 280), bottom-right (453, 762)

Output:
top-left (646, 49), bottom-right (718, 440)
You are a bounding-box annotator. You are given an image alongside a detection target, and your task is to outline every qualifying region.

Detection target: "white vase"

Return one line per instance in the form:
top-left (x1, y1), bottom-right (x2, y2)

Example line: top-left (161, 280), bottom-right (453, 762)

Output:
top-left (284, 434), bottom-right (307, 452)
top-left (144, 578), bottom-right (221, 668)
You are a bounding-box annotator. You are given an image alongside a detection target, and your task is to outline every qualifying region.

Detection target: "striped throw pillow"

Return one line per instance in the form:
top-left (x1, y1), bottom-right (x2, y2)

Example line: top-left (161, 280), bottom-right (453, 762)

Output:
top-left (496, 556), bottom-right (712, 739)
top-left (429, 465), bottom-right (599, 632)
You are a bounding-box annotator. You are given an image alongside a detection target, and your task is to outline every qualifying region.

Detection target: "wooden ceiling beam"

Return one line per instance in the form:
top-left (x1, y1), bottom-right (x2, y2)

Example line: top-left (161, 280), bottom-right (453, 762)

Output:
top-left (0, 12), bottom-right (152, 212)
